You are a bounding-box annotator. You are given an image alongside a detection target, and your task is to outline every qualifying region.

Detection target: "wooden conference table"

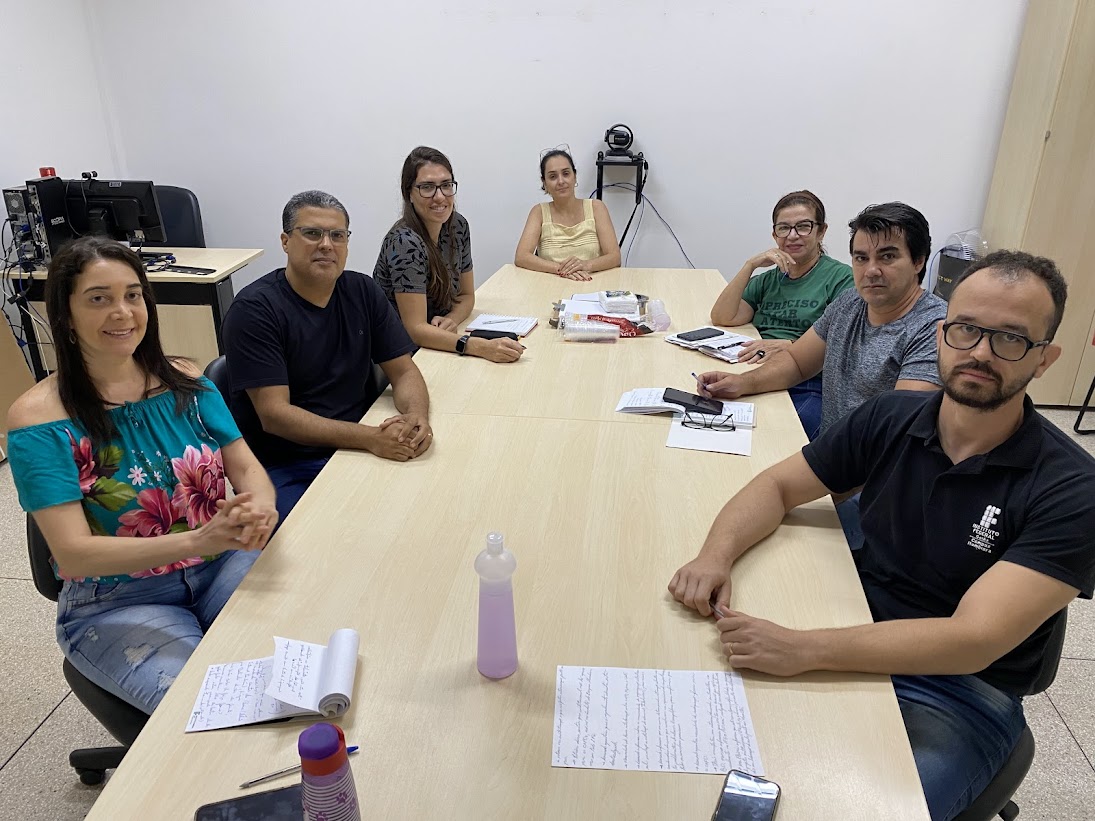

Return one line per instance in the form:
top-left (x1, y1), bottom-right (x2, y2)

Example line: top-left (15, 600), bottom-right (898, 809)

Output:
top-left (87, 266), bottom-right (929, 819)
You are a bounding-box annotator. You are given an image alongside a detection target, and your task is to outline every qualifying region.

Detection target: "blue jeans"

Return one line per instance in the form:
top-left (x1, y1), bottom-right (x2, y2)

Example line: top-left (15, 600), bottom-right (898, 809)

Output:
top-left (266, 457), bottom-right (330, 523)
top-left (894, 674), bottom-right (1025, 821)
top-left (56, 549), bottom-right (260, 714)
top-left (788, 374), bottom-right (823, 441)
top-left (836, 492), bottom-right (865, 551)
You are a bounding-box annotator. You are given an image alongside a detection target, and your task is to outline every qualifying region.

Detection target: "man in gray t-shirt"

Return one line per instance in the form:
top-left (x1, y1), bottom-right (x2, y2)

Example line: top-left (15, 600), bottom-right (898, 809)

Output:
top-left (813, 287), bottom-right (945, 431)
top-left (699, 202), bottom-right (945, 435)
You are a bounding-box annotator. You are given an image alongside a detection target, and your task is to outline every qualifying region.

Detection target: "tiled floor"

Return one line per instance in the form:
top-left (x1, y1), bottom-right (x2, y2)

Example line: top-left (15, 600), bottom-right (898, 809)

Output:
top-left (1, 411), bottom-right (1094, 820)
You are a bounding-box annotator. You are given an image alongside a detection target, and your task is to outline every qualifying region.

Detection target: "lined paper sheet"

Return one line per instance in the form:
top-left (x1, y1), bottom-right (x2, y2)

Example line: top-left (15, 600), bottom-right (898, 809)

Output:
top-left (552, 666), bottom-right (762, 775)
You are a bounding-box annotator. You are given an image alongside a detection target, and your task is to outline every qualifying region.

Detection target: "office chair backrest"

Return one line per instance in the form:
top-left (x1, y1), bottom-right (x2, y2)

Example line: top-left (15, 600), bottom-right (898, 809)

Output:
top-left (1028, 608), bottom-right (1068, 695)
top-left (204, 355), bottom-right (231, 399)
top-left (27, 515), bottom-right (62, 602)
top-left (147, 185), bottom-right (206, 248)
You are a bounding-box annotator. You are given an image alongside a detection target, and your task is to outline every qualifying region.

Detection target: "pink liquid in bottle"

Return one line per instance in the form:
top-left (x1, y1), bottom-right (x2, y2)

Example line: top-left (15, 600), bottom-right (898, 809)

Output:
top-left (475, 532), bottom-right (518, 679)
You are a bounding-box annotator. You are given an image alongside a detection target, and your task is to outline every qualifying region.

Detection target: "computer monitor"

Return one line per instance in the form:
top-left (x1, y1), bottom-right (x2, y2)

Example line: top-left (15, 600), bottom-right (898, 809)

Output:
top-left (64, 178), bottom-right (166, 245)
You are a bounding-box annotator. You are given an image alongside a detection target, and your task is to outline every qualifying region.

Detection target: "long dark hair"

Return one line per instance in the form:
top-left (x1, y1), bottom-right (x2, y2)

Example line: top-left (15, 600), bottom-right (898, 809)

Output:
top-left (44, 236), bottom-right (206, 446)
top-left (398, 146), bottom-right (457, 313)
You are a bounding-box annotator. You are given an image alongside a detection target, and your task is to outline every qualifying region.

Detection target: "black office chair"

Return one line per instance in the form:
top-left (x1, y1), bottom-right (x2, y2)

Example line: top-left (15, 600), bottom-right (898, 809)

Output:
top-left (145, 185), bottom-right (206, 248)
top-left (26, 516), bottom-right (148, 785)
top-left (204, 354), bottom-right (231, 398)
top-left (953, 609), bottom-right (1068, 821)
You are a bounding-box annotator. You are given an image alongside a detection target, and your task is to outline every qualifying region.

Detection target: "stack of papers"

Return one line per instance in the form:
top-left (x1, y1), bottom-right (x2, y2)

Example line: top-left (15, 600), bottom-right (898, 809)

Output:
top-left (616, 388), bottom-right (756, 428)
top-left (465, 314), bottom-right (538, 336)
top-left (561, 292), bottom-right (640, 321)
top-left (185, 628), bottom-right (359, 732)
top-left (666, 327), bottom-right (755, 362)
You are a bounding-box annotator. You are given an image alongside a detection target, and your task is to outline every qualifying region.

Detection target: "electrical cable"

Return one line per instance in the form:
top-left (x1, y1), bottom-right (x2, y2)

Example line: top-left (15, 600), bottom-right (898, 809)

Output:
top-left (596, 182), bottom-right (697, 268)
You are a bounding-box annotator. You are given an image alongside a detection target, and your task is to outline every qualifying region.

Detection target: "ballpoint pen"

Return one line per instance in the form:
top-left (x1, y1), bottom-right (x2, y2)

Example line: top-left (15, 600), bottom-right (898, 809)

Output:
top-left (480, 318), bottom-right (516, 324)
top-left (239, 745), bottom-right (360, 789)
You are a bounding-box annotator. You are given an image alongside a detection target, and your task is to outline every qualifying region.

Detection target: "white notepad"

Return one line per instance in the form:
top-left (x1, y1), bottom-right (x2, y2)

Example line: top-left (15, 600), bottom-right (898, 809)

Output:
top-left (465, 314), bottom-right (538, 336)
top-left (185, 628), bottom-right (359, 732)
top-left (615, 388), bottom-right (756, 428)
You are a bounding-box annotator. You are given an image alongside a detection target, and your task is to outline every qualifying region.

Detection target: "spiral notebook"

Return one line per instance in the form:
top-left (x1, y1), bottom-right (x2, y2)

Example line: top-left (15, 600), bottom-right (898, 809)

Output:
top-left (185, 628), bottom-right (360, 732)
top-left (465, 314), bottom-right (538, 336)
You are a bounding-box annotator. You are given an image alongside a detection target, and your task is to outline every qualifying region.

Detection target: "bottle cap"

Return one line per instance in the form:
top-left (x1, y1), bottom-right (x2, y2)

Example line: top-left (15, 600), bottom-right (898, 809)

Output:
top-left (486, 532), bottom-right (504, 556)
top-left (299, 722), bottom-right (348, 775)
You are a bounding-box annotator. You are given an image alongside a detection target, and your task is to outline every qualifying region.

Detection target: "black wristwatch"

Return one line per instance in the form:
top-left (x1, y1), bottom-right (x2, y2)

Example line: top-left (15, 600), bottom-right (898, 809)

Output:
top-left (456, 334), bottom-right (470, 356)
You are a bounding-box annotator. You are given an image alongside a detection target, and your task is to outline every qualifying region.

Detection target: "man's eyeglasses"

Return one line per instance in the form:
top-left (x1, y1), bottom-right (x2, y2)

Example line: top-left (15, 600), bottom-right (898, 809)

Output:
top-left (773, 220), bottom-right (817, 238)
top-left (942, 321), bottom-right (1050, 362)
top-left (681, 412), bottom-right (736, 432)
top-left (414, 181), bottom-right (458, 198)
top-left (290, 227), bottom-right (351, 244)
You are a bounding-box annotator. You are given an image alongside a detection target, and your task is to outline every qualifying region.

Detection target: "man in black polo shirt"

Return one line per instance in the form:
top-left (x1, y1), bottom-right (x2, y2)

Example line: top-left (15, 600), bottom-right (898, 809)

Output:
top-left (669, 250), bottom-right (1095, 820)
top-left (222, 190), bottom-right (431, 522)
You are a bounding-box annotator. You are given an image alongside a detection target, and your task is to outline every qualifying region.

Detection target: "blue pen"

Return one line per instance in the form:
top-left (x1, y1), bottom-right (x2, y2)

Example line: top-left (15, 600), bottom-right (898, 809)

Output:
top-left (239, 745), bottom-right (361, 789)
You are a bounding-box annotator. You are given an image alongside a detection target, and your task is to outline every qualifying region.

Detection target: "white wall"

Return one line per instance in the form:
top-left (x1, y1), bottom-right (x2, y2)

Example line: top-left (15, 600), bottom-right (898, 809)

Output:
top-left (0, 0), bottom-right (118, 190)
top-left (81, 0), bottom-right (1026, 291)
top-left (1, 0), bottom-right (120, 364)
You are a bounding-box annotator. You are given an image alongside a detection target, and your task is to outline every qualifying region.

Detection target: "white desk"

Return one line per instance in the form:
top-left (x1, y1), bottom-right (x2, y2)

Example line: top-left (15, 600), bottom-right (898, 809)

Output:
top-left (5, 246), bottom-right (262, 378)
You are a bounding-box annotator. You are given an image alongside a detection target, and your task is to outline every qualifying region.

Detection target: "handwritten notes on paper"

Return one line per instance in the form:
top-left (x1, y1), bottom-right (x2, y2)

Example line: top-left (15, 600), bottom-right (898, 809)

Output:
top-left (552, 666), bottom-right (762, 775)
top-left (186, 628), bottom-right (359, 733)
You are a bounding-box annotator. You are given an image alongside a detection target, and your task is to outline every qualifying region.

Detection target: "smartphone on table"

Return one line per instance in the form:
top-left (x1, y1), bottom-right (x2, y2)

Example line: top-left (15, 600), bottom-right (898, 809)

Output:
top-left (677, 327), bottom-right (724, 343)
top-left (195, 783), bottom-right (302, 820)
top-left (663, 387), bottom-right (725, 416)
top-left (711, 770), bottom-right (781, 821)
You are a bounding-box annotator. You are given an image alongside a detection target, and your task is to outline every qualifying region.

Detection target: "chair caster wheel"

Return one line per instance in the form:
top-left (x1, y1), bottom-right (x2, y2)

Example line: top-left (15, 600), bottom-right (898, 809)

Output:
top-left (76, 768), bottom-right (105, 786)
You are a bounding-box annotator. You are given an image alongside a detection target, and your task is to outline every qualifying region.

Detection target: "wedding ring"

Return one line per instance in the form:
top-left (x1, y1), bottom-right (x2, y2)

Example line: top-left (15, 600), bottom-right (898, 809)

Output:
top-left (756, 350), bottom-right (766, 359)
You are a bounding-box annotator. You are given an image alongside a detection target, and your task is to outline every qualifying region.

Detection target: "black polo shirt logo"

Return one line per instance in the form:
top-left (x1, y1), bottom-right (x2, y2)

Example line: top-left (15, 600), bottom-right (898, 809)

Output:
top-left (968, 504), bottom-right (1001, 554)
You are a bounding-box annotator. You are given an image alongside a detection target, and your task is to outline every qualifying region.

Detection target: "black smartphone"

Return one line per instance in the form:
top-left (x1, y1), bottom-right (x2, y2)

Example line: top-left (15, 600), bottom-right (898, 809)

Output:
top-left (677, 327), bottom-right (724, 342)
top-left (470, 329), bottom-right (519, 341)
top-left (711, 770), bottom-right (780, 821)
top-left (195, 783), bottom-right (302, 820)
top-left (663, 387), bottom-right (725, 416)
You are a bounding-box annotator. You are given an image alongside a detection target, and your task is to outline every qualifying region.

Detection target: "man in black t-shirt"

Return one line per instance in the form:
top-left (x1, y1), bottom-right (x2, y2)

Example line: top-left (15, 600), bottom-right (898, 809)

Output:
top-left (670, 250), bottom-right (1095, 820)
top-left (222, 190), bottom-right (431, 522)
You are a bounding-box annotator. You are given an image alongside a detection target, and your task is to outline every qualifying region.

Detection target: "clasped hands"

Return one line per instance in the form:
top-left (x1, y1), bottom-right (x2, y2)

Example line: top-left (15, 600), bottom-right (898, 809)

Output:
top-left (554, 257), bottom-right (593, 281)
top-left (203, 492), bottom-right (278, 553)
top-left (669, 553), bottom-right (813, 677)
top-left (374, 412), bottom-right (433, 462)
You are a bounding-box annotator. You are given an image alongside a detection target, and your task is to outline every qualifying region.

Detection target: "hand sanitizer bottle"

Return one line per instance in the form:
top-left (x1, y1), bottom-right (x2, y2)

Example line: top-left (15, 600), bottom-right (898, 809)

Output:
top-left (475, 532), bottom-right (518, 679)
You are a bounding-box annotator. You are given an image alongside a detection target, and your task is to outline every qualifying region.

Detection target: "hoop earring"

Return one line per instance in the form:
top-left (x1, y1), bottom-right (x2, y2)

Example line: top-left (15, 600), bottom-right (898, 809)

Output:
top-left (69, 329), bottom-right (77, 344)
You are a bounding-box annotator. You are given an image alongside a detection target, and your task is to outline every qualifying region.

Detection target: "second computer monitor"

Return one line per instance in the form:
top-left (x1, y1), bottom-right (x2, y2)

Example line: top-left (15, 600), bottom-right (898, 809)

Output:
top-left (64, 179), bottom-right (166, 245)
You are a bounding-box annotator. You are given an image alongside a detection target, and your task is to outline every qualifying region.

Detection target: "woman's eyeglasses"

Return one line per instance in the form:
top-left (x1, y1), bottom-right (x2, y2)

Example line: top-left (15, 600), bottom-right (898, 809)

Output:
top-left (414, 181), bottom-right (458, 198)
top-left (773, 220), bottom-right (817, 238)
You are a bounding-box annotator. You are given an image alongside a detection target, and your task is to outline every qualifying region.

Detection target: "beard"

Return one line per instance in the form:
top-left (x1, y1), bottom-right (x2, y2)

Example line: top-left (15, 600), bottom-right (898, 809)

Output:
top-left (940, 359), bottom-right (1033, 411)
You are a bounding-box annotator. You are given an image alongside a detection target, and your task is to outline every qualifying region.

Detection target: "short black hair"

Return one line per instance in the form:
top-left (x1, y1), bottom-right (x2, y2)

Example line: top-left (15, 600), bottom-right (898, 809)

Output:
top-left (848, 202), bottom-right (931, 283)
top-left (282, 190), bottom-right (349, 233)
top-left (952, 249), bottom-right (1068, 340)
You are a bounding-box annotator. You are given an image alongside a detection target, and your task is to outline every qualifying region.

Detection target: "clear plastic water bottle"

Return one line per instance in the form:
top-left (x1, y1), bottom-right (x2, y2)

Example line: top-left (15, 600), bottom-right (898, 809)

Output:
top-left (299, 722), bottom-right (361, 821)
top-left (475, 532), bottom-right (518, 679)
top-left (645, 298), bottom-right (671, 331)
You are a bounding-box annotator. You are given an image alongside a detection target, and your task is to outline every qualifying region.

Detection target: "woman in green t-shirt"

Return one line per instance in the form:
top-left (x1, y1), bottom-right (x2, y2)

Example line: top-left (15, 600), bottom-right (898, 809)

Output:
top-left (710, 190), bottom-right (854, 438)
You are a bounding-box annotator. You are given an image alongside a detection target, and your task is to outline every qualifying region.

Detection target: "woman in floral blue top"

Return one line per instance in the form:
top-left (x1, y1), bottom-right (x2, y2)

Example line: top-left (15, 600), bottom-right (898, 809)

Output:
top-left (6, 236), bottom-right (278, 714)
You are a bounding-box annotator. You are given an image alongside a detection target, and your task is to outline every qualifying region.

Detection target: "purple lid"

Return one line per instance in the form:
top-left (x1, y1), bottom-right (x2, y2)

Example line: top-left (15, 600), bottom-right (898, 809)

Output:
top-left (298, 722), bottom-right (341, 761)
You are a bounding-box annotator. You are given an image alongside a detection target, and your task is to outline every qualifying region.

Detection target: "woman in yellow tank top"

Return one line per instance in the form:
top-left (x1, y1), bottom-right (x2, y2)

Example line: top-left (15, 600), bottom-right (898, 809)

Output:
top-left (514, 148), bottom-right (621, 281)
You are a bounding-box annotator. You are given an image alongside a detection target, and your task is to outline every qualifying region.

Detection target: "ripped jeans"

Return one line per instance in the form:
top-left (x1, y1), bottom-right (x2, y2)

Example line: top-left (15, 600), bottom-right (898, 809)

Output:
top-left (56, 550), bottom-right (259, 714)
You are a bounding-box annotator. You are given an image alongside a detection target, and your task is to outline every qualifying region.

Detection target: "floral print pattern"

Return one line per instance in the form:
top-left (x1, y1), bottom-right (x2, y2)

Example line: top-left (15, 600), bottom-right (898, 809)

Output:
top-left (61, 428), bottom-right (225, 582)
top-left (171, 444), bottom-right (225, 528)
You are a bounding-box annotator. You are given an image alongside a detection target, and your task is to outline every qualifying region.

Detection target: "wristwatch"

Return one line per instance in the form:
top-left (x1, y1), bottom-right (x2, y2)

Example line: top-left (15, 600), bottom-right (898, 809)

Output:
top-left (456, 334), bottom-right (470, 356)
